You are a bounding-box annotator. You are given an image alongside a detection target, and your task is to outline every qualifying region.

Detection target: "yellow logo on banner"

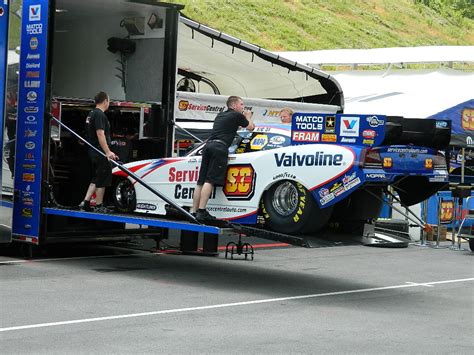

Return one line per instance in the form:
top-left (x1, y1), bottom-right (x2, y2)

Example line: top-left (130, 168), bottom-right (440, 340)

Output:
top-left (440, 200), bottom-right (454, 223)
top-left (250, 134), bottom-right (268, 150)
top-left (462, 108), bottom-right (474, 131)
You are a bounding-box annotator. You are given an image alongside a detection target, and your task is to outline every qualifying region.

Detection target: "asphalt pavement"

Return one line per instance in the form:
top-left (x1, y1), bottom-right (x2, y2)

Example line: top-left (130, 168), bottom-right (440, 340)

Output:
top-left (0, 241), bottom-right (473, 354)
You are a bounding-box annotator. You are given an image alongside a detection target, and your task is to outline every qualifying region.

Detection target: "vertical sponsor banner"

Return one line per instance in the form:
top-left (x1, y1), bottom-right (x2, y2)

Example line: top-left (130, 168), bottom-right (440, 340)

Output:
top-left (0, 0), bottom-right (10, 192)
top-left (12, 0), bottom-right (49, 244)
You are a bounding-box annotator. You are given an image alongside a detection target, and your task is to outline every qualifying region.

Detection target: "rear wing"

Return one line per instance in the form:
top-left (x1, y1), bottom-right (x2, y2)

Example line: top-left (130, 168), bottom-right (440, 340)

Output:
top-left (290, 113), bottom-right (451, 150)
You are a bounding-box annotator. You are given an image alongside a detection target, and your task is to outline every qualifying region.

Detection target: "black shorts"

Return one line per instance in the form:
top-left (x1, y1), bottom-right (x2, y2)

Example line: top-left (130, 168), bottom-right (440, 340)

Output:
top-left (197, 141), bottom-right (228, 186)
top-left (89, 152), bottom-right (112, 188)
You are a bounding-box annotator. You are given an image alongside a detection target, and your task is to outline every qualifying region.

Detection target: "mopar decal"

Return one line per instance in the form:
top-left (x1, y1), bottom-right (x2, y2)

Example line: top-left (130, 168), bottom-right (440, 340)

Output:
top-left (274, 152), bottom-right (343, 167)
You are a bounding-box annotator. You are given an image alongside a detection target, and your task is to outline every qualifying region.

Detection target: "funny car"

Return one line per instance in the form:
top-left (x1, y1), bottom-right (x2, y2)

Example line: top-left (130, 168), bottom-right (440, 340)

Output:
top-left (112, 114), bottom-right (450, 234)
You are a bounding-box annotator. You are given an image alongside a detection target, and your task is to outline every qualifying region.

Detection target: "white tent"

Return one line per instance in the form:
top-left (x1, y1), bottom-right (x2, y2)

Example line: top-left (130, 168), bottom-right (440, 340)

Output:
top-left (277, 46), bottom-right (474, 118)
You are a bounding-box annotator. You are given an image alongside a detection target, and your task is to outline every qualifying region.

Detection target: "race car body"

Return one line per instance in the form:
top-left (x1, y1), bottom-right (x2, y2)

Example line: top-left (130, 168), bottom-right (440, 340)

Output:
top-left (112, 114), bottom-right (450, 234)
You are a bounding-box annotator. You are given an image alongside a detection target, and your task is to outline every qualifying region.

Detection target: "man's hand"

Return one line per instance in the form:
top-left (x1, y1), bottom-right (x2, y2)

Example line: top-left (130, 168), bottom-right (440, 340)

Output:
top-left (106, 151), bottom-right (118, 161)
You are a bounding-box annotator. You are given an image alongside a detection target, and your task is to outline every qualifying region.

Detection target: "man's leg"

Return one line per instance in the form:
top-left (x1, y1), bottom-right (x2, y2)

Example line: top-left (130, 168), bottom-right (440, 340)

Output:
top-left (192, 185), bottom-right (202, 213)
top-left (95, 187), bottom-right (105, 205)
top-left (198, 182), bottom-right (214, 210)
top-left (83, 183), bottom-right (96, 202)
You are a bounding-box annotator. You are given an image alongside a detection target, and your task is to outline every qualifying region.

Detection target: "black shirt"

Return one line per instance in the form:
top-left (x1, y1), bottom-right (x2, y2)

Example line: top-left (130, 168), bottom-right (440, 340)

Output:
top-left (209, 109), bottom-right (249, 147)
top-left (85, 108), bottom-right (111, 153)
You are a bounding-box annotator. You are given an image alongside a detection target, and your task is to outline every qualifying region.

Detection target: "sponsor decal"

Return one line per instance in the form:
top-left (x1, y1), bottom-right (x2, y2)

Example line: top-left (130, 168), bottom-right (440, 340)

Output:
top-left (26, 91), bottom-right (37, 102)
top-left (26, 23), bottom-right (43, 35)
top-left (22, 163), bottom-right (36, 170)
top-left (26, 71), bottom-right (40, 78)
top-left (254, 127), bottom-right (271, 133)
top-left (340, 117), bottom-right (360, 137)
top-left (178, 100), bottom-right (226, 113)
top-left (29, 4), bottom-right (41, 21)
top-left (362, 129), bottom-right (376, 139)
top-left (24, 80), bottom-right (40, 88)
top-left (178, 100), bottom-right (189, 111)
top-left (0, 7), bottom-right (4, 17)
top-left (25, 152), bottom-right (35, 161)
top-left (342, 172), bottom-right (356, 184)
top-left (22, 208), bottom-right (33, 218)
top-left (250, 134), bottom-right (268, 150)
top-left (24, 224), bottom-right (32, 230)
top-left (461, 108), bottom-right (473, 131)
top-left (362, 139), bottom-right (375, 145)
top-left (29, 37), bottom-right (39, 50)
top-left (224, 164), bottom-right (256, 200)
top-left (168, 166), bottom-right (199, 182)
top-left (367, 116), bottom-right (384, 127)
top-left (436, 121), bottom-right (448, 129)
top-left (269, 135), bottom-right (285, 145)
top-left (294, 115), bottom-right (324, 130)
top-left (242, 139), bottom-right (250, 144)
top-left (26, 62), bottom-right (40, 69)
top-left (344, 177), bottom-right (361, 191)
top-left (366, 173), bottom-right (386, 179)
top-left (329, 182), bottom-right (343, 193)
top-left (136, 203), bottom-right (157, 211)
top-left (26, 115), bottom-right (36, 123)
top-left (440, 201), bottom-right (454, 223)
top-left (25, 106), bottom-right (39, 113)
top-left (387, 147), bottom-right (428, 154)
top-left (22, 173), bottom-right (35, 182)
top-left (429, 176), bottom-right (448, 182)
top-left (320, 193), bottom-right (335, 205)
top-left (174, 184), bottom-right (216, 200)
top-left (467, 136), bottom-right (473, 146)
top-left (318, 187), bottom-right (329, 198)
top-left (272, 172), bottom-right (296, 181)
top-left (340, 137), bottom-right (356, 143)
top-left (22, 197), bottom-right (34, 206)
top-left (321, 134), bottom-right (337, 142)
top-left (274, 152), bottom-right (344, 167)
top-left (26, 53), bottom-right (40, 60)
top-left (325, 116), bottom-right (335, 133)
top-left (292, 131), bottom-right (319, 142)
top-left (25, 141), bottom-right (35, 149)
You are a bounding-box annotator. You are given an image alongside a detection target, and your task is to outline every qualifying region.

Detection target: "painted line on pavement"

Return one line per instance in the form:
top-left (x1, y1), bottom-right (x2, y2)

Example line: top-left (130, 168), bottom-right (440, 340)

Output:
top-left (1, 277), bottom-right (473, 333)
top-left (0, 253), bottom-right (136, 264)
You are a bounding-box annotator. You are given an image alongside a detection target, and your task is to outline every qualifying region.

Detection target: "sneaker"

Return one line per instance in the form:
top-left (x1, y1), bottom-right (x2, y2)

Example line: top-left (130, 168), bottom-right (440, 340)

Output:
top-left (196, 209), bottom-right (217, 222)
top-left (79, 200), bottom-right (92, 212)
top-left (92, 204), bottom-right (114, 214)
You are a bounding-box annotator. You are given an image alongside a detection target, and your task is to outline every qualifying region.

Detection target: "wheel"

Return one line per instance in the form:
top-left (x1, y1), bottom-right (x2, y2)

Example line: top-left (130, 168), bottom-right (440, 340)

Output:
top-left (261, 180), bottom-right (332, 235)
top-left (113, 178), bottom-right (136, 213)
top-left (469, 238), bottom-right (474, 252)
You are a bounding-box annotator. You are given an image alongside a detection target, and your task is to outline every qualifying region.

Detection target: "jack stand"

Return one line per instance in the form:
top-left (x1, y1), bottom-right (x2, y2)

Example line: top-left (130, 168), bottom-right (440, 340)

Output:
top-left (225, 234), bottom-right (254, 260)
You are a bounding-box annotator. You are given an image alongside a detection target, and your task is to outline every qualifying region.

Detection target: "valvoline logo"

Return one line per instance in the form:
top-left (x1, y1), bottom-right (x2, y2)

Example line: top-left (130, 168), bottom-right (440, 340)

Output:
top-left (29, 5), bottom-right (41, 21)
top-left (343, 119), bottom-right (357, 129)
top-left (340, 117), bottom-right (360, 137)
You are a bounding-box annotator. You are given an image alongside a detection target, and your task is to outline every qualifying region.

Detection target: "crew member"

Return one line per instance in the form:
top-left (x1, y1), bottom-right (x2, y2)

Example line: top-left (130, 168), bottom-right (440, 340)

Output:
top-left (79, 92), bottom-right (118, 213)
top-left (279, 107), bottom-right (294, 124)
top-left (192, 96), bottom-right (255, 222)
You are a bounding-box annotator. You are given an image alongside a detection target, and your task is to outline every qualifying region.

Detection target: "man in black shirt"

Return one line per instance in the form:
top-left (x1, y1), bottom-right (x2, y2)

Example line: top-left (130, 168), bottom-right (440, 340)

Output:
top-left (192, 96), bottom-right (254, 222)
top-left (79, 92), bottom-right (118, 213)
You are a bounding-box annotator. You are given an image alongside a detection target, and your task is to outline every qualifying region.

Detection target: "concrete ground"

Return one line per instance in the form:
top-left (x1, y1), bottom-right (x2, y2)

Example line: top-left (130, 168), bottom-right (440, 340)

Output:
top-left (0, 241), bottom-right (473, 354)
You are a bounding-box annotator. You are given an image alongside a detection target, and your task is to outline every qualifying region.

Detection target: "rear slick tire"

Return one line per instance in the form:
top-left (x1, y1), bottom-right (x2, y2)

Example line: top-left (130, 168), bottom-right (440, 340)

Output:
top-left (261, 180), bottom-right (332, 235)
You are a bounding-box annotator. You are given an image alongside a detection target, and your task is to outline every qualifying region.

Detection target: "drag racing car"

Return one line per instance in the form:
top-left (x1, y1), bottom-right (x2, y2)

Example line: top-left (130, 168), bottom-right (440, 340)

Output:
top-left (112, 114), bottom-right (451, 234)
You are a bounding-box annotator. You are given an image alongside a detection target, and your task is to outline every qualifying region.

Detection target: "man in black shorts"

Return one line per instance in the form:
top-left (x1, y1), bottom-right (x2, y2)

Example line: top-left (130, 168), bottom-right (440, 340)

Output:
top-left (79, 92), bottom-right (118, 213)
top-left (192, 96), bottom-right (254, 222)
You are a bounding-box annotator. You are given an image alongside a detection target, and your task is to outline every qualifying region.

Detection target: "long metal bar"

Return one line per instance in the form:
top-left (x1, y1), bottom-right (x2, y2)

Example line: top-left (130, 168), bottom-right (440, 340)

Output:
top-left (48, 114), bottom-right (200, 224)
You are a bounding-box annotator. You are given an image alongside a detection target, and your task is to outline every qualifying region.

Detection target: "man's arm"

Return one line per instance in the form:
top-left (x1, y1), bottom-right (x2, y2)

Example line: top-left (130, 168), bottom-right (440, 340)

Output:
top-left (96, 129), bottom-right (118, 160)
top-left (243, 110), bottom-right (255, 131)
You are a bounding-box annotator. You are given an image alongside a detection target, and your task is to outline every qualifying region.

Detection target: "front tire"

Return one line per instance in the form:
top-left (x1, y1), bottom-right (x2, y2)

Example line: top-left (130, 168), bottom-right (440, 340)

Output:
top-left (261, 180), bottom-right (332, 235)
top-left (113, 178), bottom-right (136, 213)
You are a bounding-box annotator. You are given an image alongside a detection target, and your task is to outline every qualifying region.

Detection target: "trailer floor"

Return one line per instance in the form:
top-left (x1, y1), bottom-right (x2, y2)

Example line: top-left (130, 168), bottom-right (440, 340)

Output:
top-left (0, 241), bottom-right (472, 354)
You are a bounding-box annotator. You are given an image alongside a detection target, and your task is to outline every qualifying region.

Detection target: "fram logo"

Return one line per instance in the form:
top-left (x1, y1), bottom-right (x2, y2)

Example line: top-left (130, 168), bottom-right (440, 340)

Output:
top-left (29, 5), bottom-right (41, 21)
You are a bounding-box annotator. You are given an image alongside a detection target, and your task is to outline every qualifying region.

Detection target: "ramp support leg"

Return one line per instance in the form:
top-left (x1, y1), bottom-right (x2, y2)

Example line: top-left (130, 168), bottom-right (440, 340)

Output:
top-left (202, 233), bottom-right (219, 256)
top-left (180, 230), bottom-right (198, 253)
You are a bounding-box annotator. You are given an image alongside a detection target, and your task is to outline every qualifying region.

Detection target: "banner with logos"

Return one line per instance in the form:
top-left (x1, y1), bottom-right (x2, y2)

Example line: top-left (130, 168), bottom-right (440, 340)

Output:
top-left (12, 0), bottom-right (49, 244)
top-left (175, 92), bottom-right (339, 123)
top-left (0, 0), bottom-right (9, 192)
